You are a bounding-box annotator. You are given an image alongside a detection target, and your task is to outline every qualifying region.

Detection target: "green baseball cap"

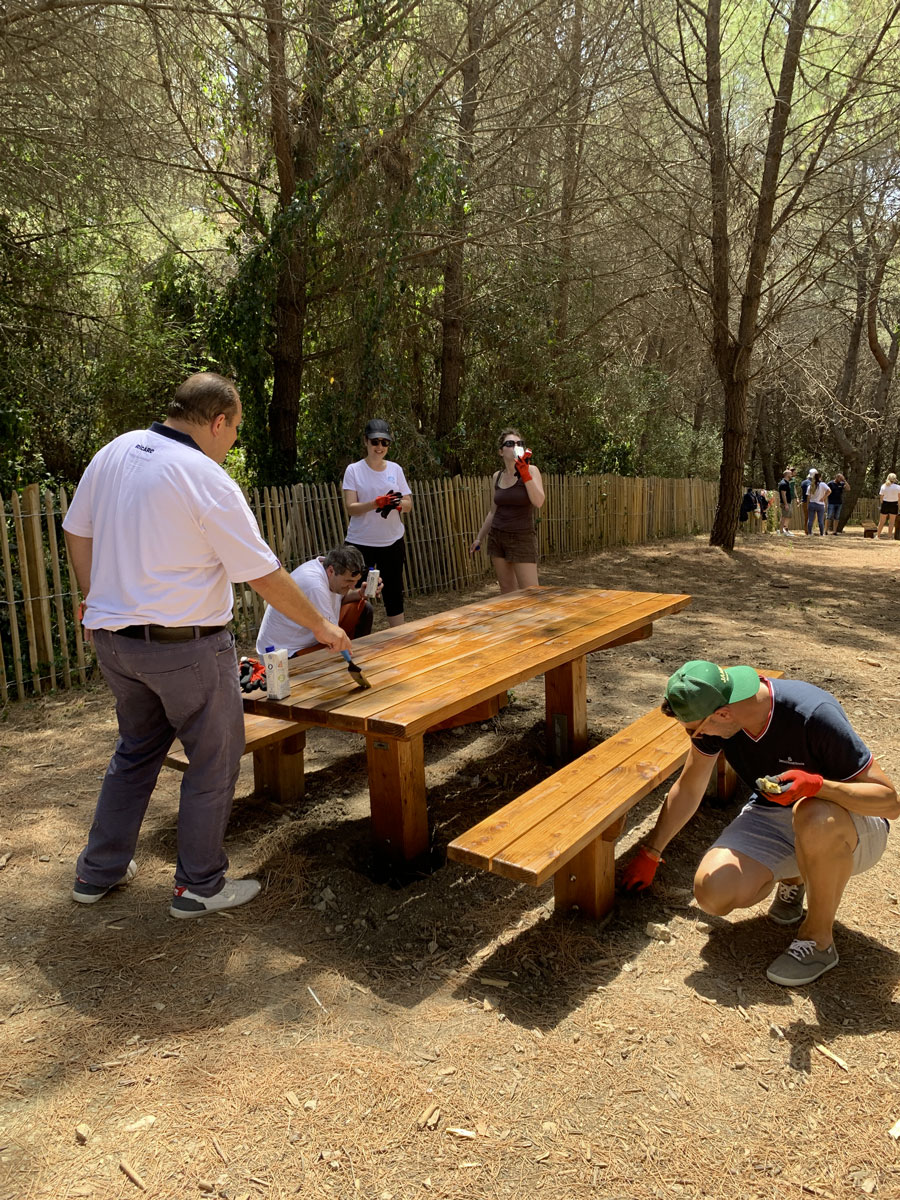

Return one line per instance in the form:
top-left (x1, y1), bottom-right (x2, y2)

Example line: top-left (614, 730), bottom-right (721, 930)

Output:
top-left (664, 660), bottom-right (761, 723)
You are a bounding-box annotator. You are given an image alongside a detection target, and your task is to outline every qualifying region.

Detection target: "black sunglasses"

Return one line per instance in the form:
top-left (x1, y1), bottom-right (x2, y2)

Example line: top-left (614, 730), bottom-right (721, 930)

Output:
top-left (369, 438), bottom-right (391, 447)
top-left (502, 439), bottom-right (525, 448)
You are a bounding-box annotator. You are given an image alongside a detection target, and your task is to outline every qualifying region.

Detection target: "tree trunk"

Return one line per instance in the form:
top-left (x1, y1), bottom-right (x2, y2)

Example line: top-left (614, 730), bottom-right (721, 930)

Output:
top-left (263, 0), bottom-right (328, 484)
top-left (832, 223), bottom-right (900, 530)
top-left (708, 0), bottom-right (810, 549)
top-left (554, 0), bottom-right (583, 349)
top-left (436, 3), bottom-right (484, 469)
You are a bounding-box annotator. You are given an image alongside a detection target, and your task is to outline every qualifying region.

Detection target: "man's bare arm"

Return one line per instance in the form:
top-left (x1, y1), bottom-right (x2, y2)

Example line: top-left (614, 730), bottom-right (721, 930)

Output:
top-left (642, 745), bottom-right (718, 854)
top-left (815, 760), bottom-right (899, 819)
top-left (65, 532), bottom-right (93, 599)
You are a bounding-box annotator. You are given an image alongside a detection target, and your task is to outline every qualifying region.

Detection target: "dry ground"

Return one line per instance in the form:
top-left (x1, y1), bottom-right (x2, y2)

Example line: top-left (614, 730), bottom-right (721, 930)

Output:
top-left (2, 528), bottom-right (900, 1200)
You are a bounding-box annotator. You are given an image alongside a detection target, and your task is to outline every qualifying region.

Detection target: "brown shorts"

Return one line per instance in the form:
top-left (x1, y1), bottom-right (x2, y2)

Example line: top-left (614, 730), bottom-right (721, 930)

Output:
top-left (487, 527), bottom-right (538, 563)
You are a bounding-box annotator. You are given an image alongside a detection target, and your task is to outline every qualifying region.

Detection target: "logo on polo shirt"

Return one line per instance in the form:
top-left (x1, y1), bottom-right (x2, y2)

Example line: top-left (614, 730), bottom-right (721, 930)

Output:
top-left (135, 443), bottom-right (155, 453)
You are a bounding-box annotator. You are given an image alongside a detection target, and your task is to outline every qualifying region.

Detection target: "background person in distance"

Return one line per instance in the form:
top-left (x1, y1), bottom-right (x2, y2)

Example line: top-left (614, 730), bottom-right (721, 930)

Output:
top-left (470, 428), bottom-right (545, 592)
top-left (341, 419), bottom-right (412, 627)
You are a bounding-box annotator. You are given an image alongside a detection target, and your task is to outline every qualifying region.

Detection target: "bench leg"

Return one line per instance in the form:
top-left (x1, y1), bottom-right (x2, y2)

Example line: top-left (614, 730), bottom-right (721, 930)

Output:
top-left (545, 658), bottom-right (587, 764)
top-left (253, 731), bottom-right (306, 805)
top-left (365, 734), bottom-right (428, 862)
top-left (553, 817), bottom-right (625, 920)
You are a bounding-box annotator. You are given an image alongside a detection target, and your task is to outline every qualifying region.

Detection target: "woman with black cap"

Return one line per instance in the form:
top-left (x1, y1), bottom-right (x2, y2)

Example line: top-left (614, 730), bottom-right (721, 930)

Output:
top-left (341, 419), bottom-right (413, 627)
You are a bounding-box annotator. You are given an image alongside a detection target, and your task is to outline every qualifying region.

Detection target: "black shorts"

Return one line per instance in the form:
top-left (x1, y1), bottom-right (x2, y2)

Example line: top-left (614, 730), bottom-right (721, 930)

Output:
top-left (880, 501), bottom-right (898, 515)
top-left (347, 538), bottom-right (406, 617)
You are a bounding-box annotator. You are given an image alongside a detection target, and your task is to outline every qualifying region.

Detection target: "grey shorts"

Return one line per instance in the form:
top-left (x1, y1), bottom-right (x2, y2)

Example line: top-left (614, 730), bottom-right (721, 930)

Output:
top-left (709, 801), bottom-right (889, 881)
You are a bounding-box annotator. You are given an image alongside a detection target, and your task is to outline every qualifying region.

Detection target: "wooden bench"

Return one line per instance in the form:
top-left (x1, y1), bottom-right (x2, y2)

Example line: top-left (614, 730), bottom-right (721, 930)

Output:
top-left (164, 712), bottom-right (307, 805)
top-left (447, 671), bottom-right (782, 921)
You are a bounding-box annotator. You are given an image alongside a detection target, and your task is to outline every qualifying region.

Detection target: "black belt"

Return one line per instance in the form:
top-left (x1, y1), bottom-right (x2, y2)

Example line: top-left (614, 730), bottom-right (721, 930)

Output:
top-left (115, 625), bottom-right (227, 643)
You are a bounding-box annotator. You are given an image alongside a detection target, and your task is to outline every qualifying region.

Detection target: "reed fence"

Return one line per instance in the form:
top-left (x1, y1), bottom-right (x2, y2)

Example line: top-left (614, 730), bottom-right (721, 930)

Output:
top-left (0, 473), bottom-right (719, 703)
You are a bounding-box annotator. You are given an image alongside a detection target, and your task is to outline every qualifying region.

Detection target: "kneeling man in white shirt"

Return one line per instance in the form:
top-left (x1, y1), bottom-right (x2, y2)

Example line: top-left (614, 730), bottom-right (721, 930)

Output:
top-left (256, 545), bottom-right (376, 657)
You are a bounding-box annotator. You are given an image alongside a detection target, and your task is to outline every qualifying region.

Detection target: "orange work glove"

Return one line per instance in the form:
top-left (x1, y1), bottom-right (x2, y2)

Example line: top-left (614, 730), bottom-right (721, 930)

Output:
top-left (515, 451), bottom-right (533, 483)
top-left (621, 845), bottom-right (663, 892)
top-left (774, 769), bottom-right (824, 805)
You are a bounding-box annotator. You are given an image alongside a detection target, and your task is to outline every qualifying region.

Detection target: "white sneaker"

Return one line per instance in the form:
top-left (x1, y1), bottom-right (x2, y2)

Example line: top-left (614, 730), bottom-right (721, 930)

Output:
top-left (169, 878), bottom-right (261, 919)
top-left (72, 860), bottom-right (138, 904)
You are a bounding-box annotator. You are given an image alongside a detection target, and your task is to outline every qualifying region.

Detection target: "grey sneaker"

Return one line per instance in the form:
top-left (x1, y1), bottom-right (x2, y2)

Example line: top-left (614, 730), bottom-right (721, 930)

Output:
top-left (72, 860), bottom-right (138, 904)
top-left (766, 939), bottom-right (839, 986)
top-left (169, 878), bottom-right (261, 919)
top-left (768, 881), bottom-right (805, 925)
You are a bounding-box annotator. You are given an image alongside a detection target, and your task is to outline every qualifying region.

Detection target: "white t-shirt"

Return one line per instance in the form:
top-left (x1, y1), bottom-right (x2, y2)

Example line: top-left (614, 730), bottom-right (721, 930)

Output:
top-left (63, 424), bottom-right (279, 628)
top-left (342, 458), bottom-right (410, 547)
top-left (810, 482), bottom-right (830, 504)
top-left (256, 557), bottom-right (338, 656)
top-left (880, 482), bottom-right (900, 503)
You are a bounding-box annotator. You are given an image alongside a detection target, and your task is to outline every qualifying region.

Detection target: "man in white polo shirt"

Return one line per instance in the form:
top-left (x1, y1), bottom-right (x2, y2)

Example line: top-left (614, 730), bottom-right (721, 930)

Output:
top-left (256, 545), bottom-right (376, 657)
top-left (63, 372), bottom-right (351, 919)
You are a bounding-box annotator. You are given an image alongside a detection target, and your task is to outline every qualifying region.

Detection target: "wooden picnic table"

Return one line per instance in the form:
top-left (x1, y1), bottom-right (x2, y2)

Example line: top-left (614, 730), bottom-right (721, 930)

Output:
top-left (243, 586), bottom-right (691, 862)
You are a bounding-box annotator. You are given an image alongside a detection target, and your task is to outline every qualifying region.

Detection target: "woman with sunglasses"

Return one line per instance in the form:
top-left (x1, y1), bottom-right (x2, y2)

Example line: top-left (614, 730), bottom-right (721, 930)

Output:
top-left (470, 428), bottom-right (545, 591)
top-left (342, 419), bottom-right (413, 627)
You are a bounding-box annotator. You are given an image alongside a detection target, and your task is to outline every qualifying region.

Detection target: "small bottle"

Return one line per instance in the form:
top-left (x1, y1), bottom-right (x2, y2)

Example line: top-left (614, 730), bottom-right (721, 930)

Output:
top-left (364, 568), bottom-right (380, 599)
top-left (263, 644), bottom-right (291, 700)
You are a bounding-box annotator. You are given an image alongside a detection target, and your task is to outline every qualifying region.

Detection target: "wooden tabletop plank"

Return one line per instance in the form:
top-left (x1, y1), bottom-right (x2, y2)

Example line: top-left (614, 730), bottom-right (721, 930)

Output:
top-left (447, 709), bottom-right (685, 870)
top-left (326, 591), bottom-right (675, 712)
top-left (246, 588), bottom-right (631, 723)
top-left (365, 594), bottom-right (690, 736)
top-left (246, 588), bottom-right (690, 736)
top-left (308, 591), bottom-right (656, 717)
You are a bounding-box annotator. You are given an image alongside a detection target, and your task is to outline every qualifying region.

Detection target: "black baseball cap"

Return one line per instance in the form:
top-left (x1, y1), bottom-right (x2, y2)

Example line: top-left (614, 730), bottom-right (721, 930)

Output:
top-left (365, 419), bottom-right (392, 441)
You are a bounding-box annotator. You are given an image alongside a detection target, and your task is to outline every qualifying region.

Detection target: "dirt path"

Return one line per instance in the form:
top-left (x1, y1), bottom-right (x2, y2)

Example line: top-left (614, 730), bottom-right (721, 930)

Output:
top-left (2, 529), bottom-right (899, 1200)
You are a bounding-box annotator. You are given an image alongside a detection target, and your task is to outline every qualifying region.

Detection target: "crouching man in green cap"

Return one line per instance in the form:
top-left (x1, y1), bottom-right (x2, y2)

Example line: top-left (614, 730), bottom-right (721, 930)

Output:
top-left (622, 661), bottom-right (898, 986)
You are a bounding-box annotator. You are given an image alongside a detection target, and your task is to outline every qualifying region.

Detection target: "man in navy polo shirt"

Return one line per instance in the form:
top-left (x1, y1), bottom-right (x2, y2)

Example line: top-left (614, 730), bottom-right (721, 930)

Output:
top-left (622, 661), bottom-right (897, 986)
top-left (64, 373), bottom-right (351, 919)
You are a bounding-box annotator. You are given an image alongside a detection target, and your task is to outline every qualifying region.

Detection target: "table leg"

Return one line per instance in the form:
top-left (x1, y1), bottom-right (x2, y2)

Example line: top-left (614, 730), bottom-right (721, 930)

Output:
top-left (545, 658), bottom-right (587, 763)
top-left (365, 734), bottom-right (428, 862)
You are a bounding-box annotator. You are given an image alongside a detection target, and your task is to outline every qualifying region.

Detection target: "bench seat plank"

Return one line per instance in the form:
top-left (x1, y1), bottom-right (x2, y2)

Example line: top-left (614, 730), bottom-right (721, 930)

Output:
top-left (164, 712), bottom-right (302, 768)
top-left (448, 709), bottom-right (688, 883)
top-left (492, 721), bottom-right (690, 885)
top-left (447, 669), bottom-right (784, 919)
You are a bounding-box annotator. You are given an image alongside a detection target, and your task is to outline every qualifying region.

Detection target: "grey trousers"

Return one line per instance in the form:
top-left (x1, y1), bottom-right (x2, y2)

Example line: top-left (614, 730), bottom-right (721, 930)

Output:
top-left (77, 628), bottom-right (245, 896)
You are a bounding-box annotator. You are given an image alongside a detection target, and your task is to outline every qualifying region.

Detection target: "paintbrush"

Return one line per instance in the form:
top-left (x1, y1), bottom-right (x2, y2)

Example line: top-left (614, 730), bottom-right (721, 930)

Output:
top-left (341, 649), bottom-right (372, 690)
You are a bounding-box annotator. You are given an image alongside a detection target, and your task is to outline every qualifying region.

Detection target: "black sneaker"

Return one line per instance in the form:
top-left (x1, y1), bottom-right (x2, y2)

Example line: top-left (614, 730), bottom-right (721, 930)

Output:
top-left (72, 860), bottom-right (138, 904)
top-left (169, 878), bottom-right (261, 919)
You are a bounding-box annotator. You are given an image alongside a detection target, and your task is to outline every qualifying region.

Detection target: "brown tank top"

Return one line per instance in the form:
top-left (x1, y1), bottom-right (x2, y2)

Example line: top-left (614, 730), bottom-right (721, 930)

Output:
top-left (491, 472), bottom-right (534, 533)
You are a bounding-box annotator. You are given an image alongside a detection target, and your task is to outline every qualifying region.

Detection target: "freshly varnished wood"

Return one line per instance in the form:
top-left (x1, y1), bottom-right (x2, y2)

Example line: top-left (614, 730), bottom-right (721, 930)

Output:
top-left (448, 669), bottom-right (783, 918)
top-left (243, 587), bottom-right (691, 862)
top-left (366, 733), bottom-right (428, 861)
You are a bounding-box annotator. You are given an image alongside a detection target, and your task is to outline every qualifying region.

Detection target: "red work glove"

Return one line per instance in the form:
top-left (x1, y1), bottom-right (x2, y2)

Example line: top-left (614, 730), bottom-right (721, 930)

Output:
top-left (515, 450), bottom-right (533, 482)
top-left (773, 769), bottom-right (825, 805)
top-left (374, 493), bottom-right (393, 512)
top-left (378, 490), bottom-right (403, 518)
top-left (621, 845), bottom-right (663, 892)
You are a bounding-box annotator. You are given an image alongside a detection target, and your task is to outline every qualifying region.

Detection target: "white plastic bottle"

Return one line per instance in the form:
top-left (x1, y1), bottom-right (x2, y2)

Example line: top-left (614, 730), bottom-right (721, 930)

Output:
top-left (263, 645), bottom-right (291, 700)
